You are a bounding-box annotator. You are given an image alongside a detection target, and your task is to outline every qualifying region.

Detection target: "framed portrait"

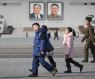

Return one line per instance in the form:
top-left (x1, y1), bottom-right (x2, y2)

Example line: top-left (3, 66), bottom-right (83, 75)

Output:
top-left (29, 2), bottom-right (45, 20)
top-left (47, 2), bottom-right (63, 20)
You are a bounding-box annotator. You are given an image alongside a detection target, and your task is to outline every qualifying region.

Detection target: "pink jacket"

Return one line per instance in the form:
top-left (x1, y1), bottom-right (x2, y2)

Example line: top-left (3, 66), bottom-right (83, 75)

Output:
top-left (63, 32), bottom-right (74, 58)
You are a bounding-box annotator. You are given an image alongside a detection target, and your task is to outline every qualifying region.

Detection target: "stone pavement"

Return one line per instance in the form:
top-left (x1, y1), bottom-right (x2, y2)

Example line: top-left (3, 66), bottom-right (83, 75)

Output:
top-left (0, 58), bottom-right (95, 79)
top-left (0, 37), bottom-right (93, 58)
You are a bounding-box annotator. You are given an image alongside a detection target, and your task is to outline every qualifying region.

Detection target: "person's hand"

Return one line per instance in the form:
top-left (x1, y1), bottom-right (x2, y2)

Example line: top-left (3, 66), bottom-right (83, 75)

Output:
top-left (46, 51), bottom-right (53, 56)
top-left (40, 52), bottom-right (45, 56)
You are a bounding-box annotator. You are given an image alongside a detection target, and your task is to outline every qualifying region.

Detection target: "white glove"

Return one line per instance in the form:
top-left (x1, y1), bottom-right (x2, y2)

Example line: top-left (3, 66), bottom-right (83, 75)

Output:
top-left (40, 51), bottom-right (45, 55)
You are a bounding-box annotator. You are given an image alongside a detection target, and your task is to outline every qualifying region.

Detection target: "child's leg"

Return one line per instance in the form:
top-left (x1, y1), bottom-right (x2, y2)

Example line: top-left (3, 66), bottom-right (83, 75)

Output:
top-left (47, 56), bottom-right (56, 68)
top-left (38, 56), bottom-right (57, 76)
top-left (64, 58), bottom-right (72, 73)
top-left (29, 56), bottom-right (39, 77)
top-left (68, 58), bottom-right (83, 72)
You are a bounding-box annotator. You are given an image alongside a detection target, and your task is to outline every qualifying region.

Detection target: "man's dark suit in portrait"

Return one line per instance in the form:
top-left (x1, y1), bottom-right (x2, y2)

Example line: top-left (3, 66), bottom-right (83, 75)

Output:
top-left (30, 4), bottom-right (44, 19)
top-left (30, 13), bottom-right (43, 19)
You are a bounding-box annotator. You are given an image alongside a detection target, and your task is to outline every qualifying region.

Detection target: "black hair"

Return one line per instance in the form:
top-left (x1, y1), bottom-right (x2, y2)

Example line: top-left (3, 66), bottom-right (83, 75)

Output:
top-left (41, 25), bottom-right (51, 38)
top-left (33, 4), bottom-right (41, 9)
top-left (41, 25), bottom-right (48, 31)
top-left (32, 23), bottom-right (40, 28)
top-left (67, 27), bottom-right (76, 37)
top-left (51, 4), bottom-right (59, 8)
top-left (85, 17), bottom-right (92, 22)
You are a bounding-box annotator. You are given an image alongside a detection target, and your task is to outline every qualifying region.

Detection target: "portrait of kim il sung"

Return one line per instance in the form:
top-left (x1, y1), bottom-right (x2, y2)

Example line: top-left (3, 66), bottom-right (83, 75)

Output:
top-left (47, 2), bottom-right (63, 20)
top-left (29, 2), bottom-right (45, 20)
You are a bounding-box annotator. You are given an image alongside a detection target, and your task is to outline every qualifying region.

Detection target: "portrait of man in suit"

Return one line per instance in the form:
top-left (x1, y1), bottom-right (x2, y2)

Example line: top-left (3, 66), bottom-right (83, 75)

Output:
top-left (47, 3), bottom-right (63, 20)
top-left (29, 3), bottom-right (44, 20)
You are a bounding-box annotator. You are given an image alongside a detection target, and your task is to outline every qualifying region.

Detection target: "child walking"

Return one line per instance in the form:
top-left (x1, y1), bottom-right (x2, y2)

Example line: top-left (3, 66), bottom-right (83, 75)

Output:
top-left (29, 23), bottom-right (57, 77)
top-left (63, 27), bottom-right (83, 73)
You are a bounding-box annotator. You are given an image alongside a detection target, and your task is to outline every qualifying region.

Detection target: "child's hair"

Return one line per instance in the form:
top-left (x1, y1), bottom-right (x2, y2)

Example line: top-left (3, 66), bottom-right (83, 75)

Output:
top-left (32, 23), bottom-right (40, 28)
top-left (41, 25), bottom-right (48, 31)
top-left (67, 27), bottom-right (76, 37)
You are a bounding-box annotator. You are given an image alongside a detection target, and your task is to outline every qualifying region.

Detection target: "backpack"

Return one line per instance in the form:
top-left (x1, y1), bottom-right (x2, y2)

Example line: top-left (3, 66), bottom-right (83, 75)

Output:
top-left (39, 32), bottom-right (54, 52)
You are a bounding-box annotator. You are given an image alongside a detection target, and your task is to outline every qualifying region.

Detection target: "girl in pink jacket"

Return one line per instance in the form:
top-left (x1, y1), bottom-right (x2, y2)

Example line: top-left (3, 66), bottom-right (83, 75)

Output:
top-left (63, 27), bottom-right (83, 73)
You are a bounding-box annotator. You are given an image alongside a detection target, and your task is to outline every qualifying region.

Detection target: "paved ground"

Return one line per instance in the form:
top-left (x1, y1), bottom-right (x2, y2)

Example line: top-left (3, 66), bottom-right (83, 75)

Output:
top-left (0, 37), bottom-right (95, 79)
top-left (0, 37), bottom-right (93, 58)
top-left (0, 58), bottom-right (95, 79)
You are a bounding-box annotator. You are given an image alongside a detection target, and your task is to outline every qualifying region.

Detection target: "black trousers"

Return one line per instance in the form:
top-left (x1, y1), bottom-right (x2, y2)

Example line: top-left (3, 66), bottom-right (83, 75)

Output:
top-left (65, 58), bottom-right (82, 70)
top-left (47, 56), bottom-right (56, 68)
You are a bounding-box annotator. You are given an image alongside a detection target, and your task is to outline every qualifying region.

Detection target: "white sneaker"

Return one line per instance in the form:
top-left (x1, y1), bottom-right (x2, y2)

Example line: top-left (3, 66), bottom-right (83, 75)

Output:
top-left (54, 67), bottom-right (58, 72)
top-left (50, 69), bottom-right (57, 76)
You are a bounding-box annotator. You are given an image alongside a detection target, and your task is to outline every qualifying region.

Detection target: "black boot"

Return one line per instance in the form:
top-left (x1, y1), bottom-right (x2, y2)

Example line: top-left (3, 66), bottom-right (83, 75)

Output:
top-left (28, 73), bottom-right (38, 77)
top-left (64, 65), bottom-right (72, 73)
top-left (79, 65), bottom-right (83, 72)
top-left (74, 62), bottom-right (83, 72)
top-left (64, 70), bottom-right (72, 73)
top-left (70, 59), bottom-right (83, 72)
